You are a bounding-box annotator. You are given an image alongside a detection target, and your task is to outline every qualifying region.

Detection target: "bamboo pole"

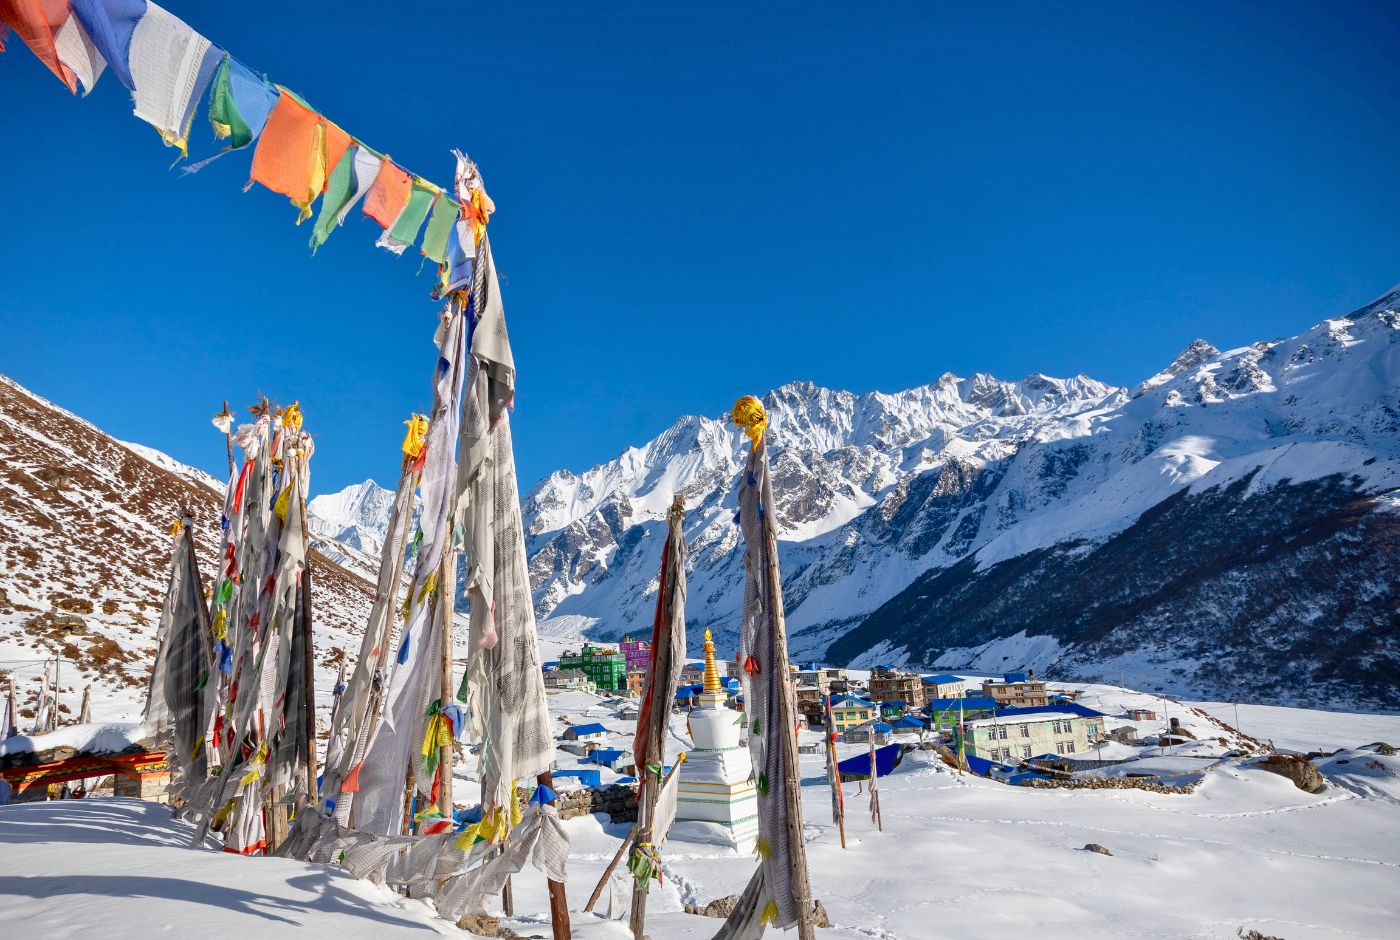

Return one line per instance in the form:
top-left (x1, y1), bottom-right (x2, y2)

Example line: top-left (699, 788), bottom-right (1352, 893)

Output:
top-left (757, 438), bottom-right (816, 940)
top-left (51, 656), bottom-right (61, 732)
top-left (583, 759), bottom-right (685, 913)
top-left (300, 552), bottom-right (318, 802)
top-left (222, 401), bottom-right (235, 476)
top-left (436, 545), bottom-right (455, 816)
top-left (584, 827), bottom-right (634, 913)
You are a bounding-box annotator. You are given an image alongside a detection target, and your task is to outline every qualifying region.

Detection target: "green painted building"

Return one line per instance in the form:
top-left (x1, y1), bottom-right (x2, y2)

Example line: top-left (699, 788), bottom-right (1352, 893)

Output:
top-left (559, 644), bottom-right (627, 693)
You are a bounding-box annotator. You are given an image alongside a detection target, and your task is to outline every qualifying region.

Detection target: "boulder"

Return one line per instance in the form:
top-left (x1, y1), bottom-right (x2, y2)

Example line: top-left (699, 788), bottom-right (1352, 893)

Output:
top-left (1254, 754), bottom-right (1326, 793)
top-left (1084, 843), bottom-right (1113, 856)
top-left (1373, 742), bottom-right (1396, 756)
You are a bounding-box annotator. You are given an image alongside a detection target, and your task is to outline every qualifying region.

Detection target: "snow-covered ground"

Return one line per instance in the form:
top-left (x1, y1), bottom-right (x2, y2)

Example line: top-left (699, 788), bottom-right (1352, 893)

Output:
top-left (4, 687), bottom-right (1398, 939)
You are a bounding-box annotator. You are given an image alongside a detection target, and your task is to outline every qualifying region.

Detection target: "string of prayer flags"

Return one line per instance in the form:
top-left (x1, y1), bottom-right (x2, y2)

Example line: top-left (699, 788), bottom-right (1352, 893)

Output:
top-left (70, 0), bottom-right (144, 90)
top-left (0, 0), bottom-right (80, 92)
top-left (127, 2), bottom-right (219, 155)
top-left (3, 0), bottom-right (487, 269)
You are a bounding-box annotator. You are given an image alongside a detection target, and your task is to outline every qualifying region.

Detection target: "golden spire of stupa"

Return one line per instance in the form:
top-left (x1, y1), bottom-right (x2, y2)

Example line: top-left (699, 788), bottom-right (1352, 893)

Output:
top-left (702, 628), bottom-right (721, 693)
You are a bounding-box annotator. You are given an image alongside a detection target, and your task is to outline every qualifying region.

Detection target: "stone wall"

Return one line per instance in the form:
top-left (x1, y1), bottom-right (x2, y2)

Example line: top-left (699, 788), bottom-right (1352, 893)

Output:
top-left (1016, 776), bottom-right (1197, 794)
top-left (515, 782), bottom-right (639, 823)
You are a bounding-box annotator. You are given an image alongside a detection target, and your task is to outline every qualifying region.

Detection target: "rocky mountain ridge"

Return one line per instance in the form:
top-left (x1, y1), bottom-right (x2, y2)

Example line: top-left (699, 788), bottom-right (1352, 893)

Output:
top-left (308, 286), bottom-right (1400, 709)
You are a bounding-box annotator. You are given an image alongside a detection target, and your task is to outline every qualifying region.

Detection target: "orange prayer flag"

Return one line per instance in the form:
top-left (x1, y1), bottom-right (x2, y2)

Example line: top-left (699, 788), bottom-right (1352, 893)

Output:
top-left (1, 0), bottom-right (78, 93)
top-left (249, 91), bottom-right (322, 217)
top-left (363, 157), bottom-right (412, 229)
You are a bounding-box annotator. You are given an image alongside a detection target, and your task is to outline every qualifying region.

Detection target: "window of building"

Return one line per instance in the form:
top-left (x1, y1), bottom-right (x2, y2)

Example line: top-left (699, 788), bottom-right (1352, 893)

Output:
top-left (1021, 746), bottom-right (1032, 758)
top-left (1019, 724), bottom-right (1030, 737)
top-left (997, 726), bottom-right (1008, 740)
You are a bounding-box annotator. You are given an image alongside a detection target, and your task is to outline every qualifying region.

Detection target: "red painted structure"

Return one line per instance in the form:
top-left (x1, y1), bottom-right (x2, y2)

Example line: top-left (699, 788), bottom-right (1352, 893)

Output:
top-left (0, 751), bottom-right (169, 800)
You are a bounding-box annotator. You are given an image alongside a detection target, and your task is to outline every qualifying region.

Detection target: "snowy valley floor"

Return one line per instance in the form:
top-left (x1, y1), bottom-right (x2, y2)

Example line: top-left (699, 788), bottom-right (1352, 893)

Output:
top-left (2, 698), bottom-right (1398, 939)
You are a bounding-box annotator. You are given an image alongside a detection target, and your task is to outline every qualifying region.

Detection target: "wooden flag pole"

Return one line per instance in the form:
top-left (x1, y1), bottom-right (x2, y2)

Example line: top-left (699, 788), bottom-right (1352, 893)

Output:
top-left (537, 770), bottom-right (573, 940)
top-left (297, 481), bottom-right (318, 803)
top-left (758, 438), bottom-right (816, 940)
top-left (436, 544), bottom-right (456, 816)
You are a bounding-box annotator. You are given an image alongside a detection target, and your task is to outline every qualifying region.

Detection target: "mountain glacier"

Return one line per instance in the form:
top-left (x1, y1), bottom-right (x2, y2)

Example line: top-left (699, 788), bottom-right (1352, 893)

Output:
top-left (309, 286), bottom-right (1400, 709)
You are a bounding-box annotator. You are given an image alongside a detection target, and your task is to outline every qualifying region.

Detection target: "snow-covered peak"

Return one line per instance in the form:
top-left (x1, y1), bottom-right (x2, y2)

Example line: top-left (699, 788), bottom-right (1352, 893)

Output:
top-left (1134, 338), bottom-right (1221, 397)
top-left (307, 479), bottom-right (402, 557)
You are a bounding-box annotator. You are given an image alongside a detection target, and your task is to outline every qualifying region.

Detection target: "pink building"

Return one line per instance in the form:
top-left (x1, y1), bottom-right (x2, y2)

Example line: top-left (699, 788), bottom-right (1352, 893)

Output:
top-left (620, 634), bottom-right (652, 673)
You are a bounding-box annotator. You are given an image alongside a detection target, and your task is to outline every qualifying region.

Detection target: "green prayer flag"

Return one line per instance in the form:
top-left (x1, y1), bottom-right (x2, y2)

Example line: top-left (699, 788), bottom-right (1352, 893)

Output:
top-left (208, 58), bottom-right (253, 150)
top-left (310, 144), bottom-right (360, 253)
top-left (389, 180), bottom-right (436, 247)
top-left (420, 194), bottom-right (460, 264)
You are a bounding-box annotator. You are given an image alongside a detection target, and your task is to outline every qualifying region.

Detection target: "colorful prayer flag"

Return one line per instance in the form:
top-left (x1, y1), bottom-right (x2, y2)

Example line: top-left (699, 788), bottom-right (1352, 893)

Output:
top-left (0, 0), bottom-right (80, 93)
top-left (69, 0), bottom-right (145, 91)
top-left (127, 2), bottom-right (219, 155)
top-left (362, 156), bottom-right (411, 229)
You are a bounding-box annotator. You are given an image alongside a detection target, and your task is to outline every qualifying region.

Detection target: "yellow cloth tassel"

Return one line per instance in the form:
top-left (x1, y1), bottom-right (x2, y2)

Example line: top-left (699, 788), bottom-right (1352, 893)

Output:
top-left (170, 518), bottom-right (183, 538)
top-left (281, 401), bottom-right (304, 431)
top-left (402, 414), bottom-right (430, 460)
top-left (731, 395), bottom-right (767, 445)
top-left (418, 571), bottom-right (437, 602)
top-left (211, 608), bottom-right (228, 642)
top-left (760, 901), bottom-right (779, 927)
top-left (292, 123), bottom-right (326, 223)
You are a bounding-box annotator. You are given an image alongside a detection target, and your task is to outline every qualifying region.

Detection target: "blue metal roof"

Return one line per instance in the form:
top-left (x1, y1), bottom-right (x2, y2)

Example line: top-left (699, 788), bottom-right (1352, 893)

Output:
top-left (891, 715), bottom-right (925, 729)
top-left (922, 674), bottom-right (964, 685)
top-left (587, 748), bottom-right (626, 767)
top-left (924, 696), bottom-right (998, 712)
top-left (1003, 671), bottom-right (1029, 683)
top-left (831, 694), bottom-right (873, 707)
top-left (567, 722), bottom-right (609, 737)
top-left (551, 768), bottom-right (602, 788)
top-left (837, 743), bottom-right (904, 781)
top-left (998, 703), bottom-right (1107, 719)
top-left (871, 721), bottom-right (893, 733)
top-left (964, 754), bottom-right (1016, 776)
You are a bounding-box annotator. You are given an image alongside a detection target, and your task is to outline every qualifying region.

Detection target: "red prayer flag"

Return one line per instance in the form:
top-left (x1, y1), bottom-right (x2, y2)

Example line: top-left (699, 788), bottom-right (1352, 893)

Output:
top-left (0, 0), bottom-right (78, 93)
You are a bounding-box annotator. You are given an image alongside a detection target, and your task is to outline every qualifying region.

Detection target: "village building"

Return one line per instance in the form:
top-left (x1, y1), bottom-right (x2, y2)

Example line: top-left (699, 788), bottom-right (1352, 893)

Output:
top-left (794, 678), bottom-right (827, 727)
top-left (921, 673), bottom-right (966, 699)
top-left (924, 695), bottom-right (998, 731)
top-left (625, 669), bottom-right (647, 698)
top-left (543, 667), bottom-right (597, 694)
top-left (869, 666), bottom-right (926, 709)
top-left (981, 672), bottom-right (1050, 708)
top-left (999, 702), bottom-right (1109, 741)
top-left (560, 721), bottom-right (610, 744)
top-left (559, 644), bottom-right (627, 693)
top-left (1127, 708), bottom-right (1157, 721)
top-left (844, 720), bottom-right (894, 746)
top-left (620, 634), bottom-right (652, 674)
top-left (963, 711), bottom-right (1090, 762)
top-left (679, 662), bottom-right (707, 686)
top-left (673, 630), bottom-right (758, 849)
top-left (828, 694), bottom-right (876, 733)
top-left (889, 714), bottom-right (926, 736)
top-left (878, 700), bottom-right (909, 720)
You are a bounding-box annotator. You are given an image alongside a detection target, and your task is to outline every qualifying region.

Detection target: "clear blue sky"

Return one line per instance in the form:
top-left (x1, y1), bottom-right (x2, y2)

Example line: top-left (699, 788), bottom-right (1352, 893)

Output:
top-left (2, 1), bottom-right (1397, 495)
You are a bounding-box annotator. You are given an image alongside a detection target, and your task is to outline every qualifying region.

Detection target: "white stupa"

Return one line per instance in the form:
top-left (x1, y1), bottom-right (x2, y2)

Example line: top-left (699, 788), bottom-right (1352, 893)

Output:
top-left (671, 629), bottom-right (758, 851)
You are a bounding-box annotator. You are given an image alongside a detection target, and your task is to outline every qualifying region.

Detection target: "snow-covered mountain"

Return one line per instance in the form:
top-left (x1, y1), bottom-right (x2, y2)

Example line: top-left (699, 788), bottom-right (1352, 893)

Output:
top-left (309, 286), bottom-right (1400, 710)
top-left (0, 374), bottom-right (381, 721)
